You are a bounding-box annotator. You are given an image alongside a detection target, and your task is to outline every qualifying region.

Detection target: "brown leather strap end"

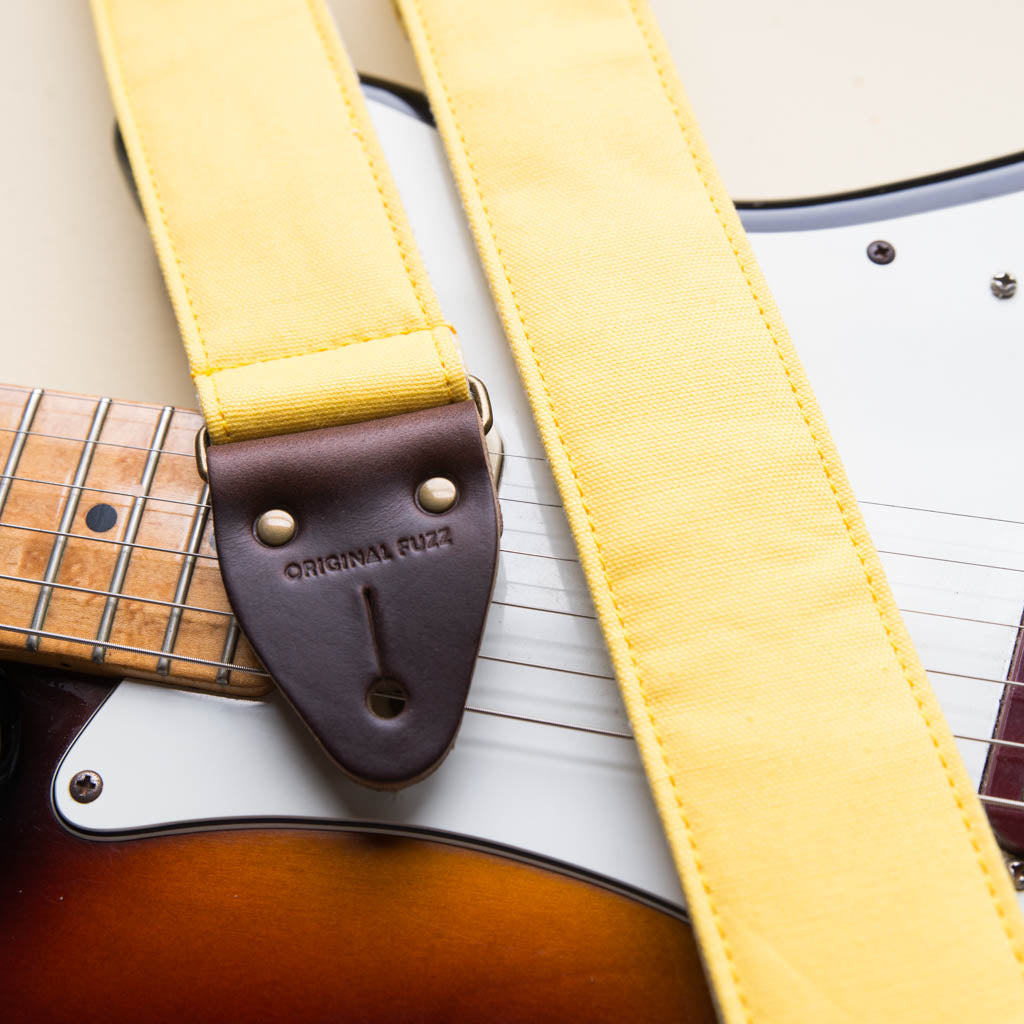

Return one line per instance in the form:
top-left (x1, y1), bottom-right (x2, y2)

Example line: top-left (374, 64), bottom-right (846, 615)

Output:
top-left (205, 400), bottom-right (500, 789)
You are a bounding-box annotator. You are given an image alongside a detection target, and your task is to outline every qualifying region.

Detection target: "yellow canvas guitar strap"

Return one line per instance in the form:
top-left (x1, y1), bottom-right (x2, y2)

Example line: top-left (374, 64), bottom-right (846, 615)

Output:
top-left (91, 0), bottom-right (500, 789)
top-left (397, 1), bottom-right (1024, 1020)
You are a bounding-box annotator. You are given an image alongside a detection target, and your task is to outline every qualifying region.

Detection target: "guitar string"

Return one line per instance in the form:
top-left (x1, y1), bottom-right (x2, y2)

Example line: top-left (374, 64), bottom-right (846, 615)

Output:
top-left (0, 470), bottom-right (568, 513)
top-left (0, 618), bottom-right (631, 739)
top-left (0, 518), bottom-right (1022, 640)
top-left (2, 424), bottom-right (1024, 531)
top-left (3, 614), bottom-right (1023, 756)
top-left (977, 794), bottom-right (1024, 810)
top-left (5, 510), bottom-right (1024, 586)
top-left (0, 569), bottom-right (233, 617)
top-left (3, 406), bottom-right (1024, 760)
top-left (3, 381), bottom-right (1024, 533)
top-left (0, 568), bottom-right (1021, 689)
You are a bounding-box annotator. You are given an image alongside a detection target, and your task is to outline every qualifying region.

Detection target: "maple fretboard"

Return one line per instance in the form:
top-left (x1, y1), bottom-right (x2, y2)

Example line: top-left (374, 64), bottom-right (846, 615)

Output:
top-left (0, 383), bottom-right (267, 695)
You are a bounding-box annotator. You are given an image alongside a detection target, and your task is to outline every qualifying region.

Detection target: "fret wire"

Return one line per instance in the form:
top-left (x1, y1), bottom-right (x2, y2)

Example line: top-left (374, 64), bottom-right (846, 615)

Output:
top-left (216, 616), bottom-right (243, 686)
top-left (26, 398), bottom-right (111, 651)
top-left (94, 406), bottom-right (175, 663)
top-left (158, 482), bottom-right (213, 675)
top-left (0, 619), bottom-right (267, 675)
top-left (0, 388), bottom-right (43, 516)
top-left (0, 568), bottom-right (231, 618)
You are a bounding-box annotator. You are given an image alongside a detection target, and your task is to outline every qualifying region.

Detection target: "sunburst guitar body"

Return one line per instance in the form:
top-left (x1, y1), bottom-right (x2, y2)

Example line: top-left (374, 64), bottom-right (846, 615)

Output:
top-left (2, 83), bottom-right (1024, 1022)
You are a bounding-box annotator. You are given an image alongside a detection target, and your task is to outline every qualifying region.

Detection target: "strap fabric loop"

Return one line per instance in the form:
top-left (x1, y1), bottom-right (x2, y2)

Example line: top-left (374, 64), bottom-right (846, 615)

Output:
top-left (399, 1), bottom-right (1024, 1019)
top-left (92, 0), bottom-right (468, 443)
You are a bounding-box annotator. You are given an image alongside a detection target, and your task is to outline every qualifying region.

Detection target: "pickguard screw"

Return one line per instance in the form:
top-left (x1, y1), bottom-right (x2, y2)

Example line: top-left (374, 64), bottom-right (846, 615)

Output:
top-left (867, 240), bottom-right (895, 265)
top-left (991, 272), bottom-right (1017, 299)
top-left (1009, 860), bottom-right (1024, 892)
top-left (69, 770), bottom-right (103, 804)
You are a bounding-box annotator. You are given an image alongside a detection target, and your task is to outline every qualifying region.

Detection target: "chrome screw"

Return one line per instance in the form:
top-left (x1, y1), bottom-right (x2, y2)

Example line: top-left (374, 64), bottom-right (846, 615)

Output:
top-left (69, 770), bottom-right (103, 804)
top-left (1009, 860), bottom-right (1024, 892)
top-left (867, 240), bottom-right (895, 265)
top-left (991, 272), bottom-right (1017, 299)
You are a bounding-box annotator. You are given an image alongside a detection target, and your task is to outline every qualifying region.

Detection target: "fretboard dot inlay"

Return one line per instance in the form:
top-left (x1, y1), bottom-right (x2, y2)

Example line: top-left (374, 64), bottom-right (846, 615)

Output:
top-left (85, 503), bottom-right (118, 533)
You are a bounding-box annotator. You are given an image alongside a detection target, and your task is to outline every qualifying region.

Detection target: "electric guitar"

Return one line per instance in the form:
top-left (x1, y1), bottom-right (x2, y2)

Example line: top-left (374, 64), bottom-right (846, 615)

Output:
top-left (3, 76), bottom-right (1024, 1023)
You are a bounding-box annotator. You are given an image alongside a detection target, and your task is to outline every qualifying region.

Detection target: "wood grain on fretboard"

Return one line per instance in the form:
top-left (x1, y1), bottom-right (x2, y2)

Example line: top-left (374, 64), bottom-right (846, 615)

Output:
top-left (0, 384), bottom-right (268, 696)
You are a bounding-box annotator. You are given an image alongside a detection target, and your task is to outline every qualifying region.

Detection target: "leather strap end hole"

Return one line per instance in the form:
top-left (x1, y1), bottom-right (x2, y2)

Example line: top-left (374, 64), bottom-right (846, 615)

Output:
top-left (367, 679), bottom-right (408, 719)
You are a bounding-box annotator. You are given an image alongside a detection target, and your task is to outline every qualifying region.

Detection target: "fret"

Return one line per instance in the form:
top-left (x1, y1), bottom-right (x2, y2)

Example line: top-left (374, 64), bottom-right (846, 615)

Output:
top-left (216, 616), bottom-right (242, 686)
top-left (0, 385), bottom-right (268, 696)
top-left (25, 397), bottom-right (111, 651)
top-left (92, 406), bottom-right (174, 662)
top-left (156, 481), bottom-right (211, 675)
top-left (0, 388), bottom-right (43, 516)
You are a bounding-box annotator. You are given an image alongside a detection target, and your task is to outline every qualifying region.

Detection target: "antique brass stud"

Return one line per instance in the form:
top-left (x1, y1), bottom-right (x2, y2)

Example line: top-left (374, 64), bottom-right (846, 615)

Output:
top-left (417, 477), bottom-right (457, 514)
top-left (255, 509), bottom-right (296, 546)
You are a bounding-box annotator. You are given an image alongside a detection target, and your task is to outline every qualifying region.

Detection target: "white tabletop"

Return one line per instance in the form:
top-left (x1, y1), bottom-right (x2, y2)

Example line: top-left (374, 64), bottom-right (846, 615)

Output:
top-left (2, 1), bottom-right (1020, 405)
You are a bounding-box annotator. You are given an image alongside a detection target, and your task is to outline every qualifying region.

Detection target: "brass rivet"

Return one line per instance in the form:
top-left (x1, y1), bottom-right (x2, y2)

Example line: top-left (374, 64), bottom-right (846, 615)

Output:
top-left (417, 477), bottom-right (457, 514)
top-left (255, 509), bottom-right (296, 546)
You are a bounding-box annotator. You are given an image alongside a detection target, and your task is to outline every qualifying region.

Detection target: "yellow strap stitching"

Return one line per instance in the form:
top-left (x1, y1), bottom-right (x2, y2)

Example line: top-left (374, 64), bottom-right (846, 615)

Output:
top-left (96, 0), bottom-right (231, 439)
top-left (300, 0), bottom-right (456, 404)
top-left (190, 324), bottom-right (455, 377)
top-left (624, 0), bottom-right (1024, 968)
top-left (404, 3), bottom-right (755, 1017)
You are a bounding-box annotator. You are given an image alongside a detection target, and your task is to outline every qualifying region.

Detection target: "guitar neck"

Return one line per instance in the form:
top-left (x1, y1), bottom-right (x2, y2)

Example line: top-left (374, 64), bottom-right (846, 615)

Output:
top-left (0, 383), bottom-right (267, 696)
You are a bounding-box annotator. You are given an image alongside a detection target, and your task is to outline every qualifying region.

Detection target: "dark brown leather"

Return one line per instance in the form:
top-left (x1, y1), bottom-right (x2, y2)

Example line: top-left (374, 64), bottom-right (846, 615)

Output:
top-left (206, 400), bottom-right (500, 789)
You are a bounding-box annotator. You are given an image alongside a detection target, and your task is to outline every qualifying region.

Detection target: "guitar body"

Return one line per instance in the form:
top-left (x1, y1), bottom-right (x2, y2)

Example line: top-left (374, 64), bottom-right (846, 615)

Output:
top-left (3, 65), bottom-right (1024, 1024)
top-left (1, 670), bottom-right (712, 1024)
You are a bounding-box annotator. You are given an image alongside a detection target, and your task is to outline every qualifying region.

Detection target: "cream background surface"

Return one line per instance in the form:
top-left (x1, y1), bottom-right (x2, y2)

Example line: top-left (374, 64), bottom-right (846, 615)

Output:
top-left (1, 0), bottom-right (1022, 405)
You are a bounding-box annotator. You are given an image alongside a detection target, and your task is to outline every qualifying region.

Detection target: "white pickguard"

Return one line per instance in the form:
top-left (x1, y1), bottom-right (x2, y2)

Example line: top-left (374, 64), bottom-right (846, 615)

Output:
top-left (54, 98), bottom-right (1024, 912)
